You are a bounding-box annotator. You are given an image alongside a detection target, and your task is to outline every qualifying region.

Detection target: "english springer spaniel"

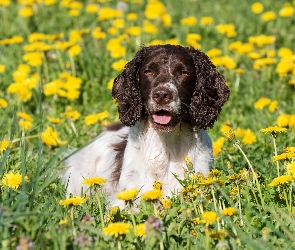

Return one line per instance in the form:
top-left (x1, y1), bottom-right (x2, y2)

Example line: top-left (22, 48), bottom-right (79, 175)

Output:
top-left (64, 45), bottom-right (229, 208)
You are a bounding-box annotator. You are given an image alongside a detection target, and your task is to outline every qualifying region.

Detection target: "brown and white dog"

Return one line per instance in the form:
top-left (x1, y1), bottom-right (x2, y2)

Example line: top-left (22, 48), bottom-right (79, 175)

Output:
top-left (64, 45), bottom-right (229, 208)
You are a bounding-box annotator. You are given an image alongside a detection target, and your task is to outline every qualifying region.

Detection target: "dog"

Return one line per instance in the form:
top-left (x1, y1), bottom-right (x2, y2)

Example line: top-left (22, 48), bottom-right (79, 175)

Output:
top-left (64, 45), bottom-right (229, 208)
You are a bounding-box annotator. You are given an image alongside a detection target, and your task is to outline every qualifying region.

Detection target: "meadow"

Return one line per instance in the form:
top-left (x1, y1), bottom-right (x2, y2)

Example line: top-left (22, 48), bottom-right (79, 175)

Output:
top-left (1, 0), bottom-right (295, 249)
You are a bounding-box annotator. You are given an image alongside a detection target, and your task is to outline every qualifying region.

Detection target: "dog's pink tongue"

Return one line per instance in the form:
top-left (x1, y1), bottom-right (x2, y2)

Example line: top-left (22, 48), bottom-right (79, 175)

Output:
top-left (152, 111), bottom-right (172, 125)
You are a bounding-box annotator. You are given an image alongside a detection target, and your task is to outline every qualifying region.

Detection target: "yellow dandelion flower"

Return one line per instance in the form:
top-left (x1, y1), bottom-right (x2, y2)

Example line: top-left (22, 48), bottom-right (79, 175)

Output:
top-left (59, 196), bottom-right (87, 206)
top-left (260, 126), bottom-right (287, 134)
top-left (251, 2), bottom-right (264, 14)
top-left (0, 0), bottom-right (10, 7)
top-left (153, 181), bottom-right (162, 190)
top-left (216, 23), bottom-right (236, 37)
top-left (221, 207), bottom-right (236, 216)
top-left (85, 4), bottom-right (99, 13)
top-left (254, 97), bottom-right (271, 109)
top-left (2, 173), bottom-right (29, 189)
top-left (107, 78), bottom-right (114, 90)
top-left (200, 16), bottom-right (213, 25)
top-left (0, 64), bottom-right (6, 73)
top-left (279, 6), bottom-right (294, 18)
top-left (62, 107), bottom-right (81, 121)
top-left (273, 152), bottom-right (295, 161)
top-left (83, 177), bottom-right (106, 187)
top-left (112, 59), bottom-right (127, 71)
top-left (135, 223), bottom-right (146, 237)
top-left (68, 44), bottom-right (82, 56)
top-left (242, 129), bottom-right (256, 145)
top-left (180, 16), bottom-right (197, 26)
top-left (141, 189), bottom-right (163, 200)
top-left (206, 48), bottom-right (222, 58)
top-left (277, 114), bottom-right (290, 127)
top-left (48, 117), bottom-right (62, 124)
top-left (269, 175), bottom-right (293, 187)
top-left (287, 162), bottom-right (295, 176)
top-left (125, 26), bottom-right (141, 36)
top-left (268, 100), bottom-right (278, 112)
top-left (161, 199), bottom-right (172, 210)
top-left (0, 98), bottom-right (8, 108)
top-left (41, 126), bottom-right (59, 146)
top-left (261, 11), bottom-right (276, 21)
top-left (59, 218), bottom-right (68, 225)
top-left (209, 229), bottom-right (228, 240)
top-left (102, 222), bottom-right (131, 238)
top-left (202, 211), bottom-right (217, 225)
top-left (116, 188), bottom-right (139, 201)
top-left (18, 120), bottom-right (32, 131)
top-left (127, 13), bottom-right (137, 21)
top-left (17, 112), bottom-right (33, 122)
top-left (0, 140), bottom-right (11, 152)
top-left (19, 7), bottom-right (33, 18)
top-left (212, 137), bottom-right (225, 157)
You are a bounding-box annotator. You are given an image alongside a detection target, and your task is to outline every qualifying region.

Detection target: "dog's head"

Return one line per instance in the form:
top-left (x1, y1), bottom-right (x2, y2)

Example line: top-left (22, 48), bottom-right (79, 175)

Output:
top-left (112, 45), bottom-right (230, 131)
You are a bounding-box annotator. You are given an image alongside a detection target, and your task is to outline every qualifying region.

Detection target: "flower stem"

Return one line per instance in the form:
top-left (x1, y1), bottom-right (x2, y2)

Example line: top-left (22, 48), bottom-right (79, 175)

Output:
top-left (70, 206), bottom-right (76, 237)
top-left (271, 135), bottom-right (280, 177)
top-left (234, 141), bottom-right (265, 208)
top-left (95, 191), bottom-right (105, 228)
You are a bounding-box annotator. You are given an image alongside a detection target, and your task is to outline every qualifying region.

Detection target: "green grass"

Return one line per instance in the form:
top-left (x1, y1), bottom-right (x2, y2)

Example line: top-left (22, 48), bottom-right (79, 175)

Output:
top-left (1, 0), bottom-right (295, 249)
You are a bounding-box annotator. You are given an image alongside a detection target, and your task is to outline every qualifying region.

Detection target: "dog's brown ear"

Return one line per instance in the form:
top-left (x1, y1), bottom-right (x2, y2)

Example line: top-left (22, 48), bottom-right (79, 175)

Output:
top-left (186, 47), bottom-right (230, 129)
top-left (112, 47), bottom-right (146, 126)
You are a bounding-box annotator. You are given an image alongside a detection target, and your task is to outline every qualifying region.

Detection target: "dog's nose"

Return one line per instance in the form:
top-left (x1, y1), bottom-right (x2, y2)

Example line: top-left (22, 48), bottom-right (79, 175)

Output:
top-left (152, 86), bottom-right (173, 104)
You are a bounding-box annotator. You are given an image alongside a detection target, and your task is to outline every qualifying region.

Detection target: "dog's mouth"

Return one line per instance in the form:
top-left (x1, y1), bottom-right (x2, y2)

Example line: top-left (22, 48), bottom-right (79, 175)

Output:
top-left (152, 110), bottom-right (173, 125)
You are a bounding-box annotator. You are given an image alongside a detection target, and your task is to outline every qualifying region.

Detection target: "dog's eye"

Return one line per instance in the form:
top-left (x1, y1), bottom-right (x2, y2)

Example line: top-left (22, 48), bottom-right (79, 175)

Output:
top-left (181, 70), bottom-right (189, 76)
top-left (144, 69), bottom-right (153, 75)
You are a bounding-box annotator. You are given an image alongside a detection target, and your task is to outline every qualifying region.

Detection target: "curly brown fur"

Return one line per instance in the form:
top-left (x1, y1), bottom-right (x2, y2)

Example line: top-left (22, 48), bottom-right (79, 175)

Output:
top-left (112, 45), bottom-right (229, 130)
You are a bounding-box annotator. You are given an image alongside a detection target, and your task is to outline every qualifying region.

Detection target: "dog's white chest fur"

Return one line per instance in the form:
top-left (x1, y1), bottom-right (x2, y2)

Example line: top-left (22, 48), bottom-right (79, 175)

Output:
top-left (64, 121), bottom-right (212, 208)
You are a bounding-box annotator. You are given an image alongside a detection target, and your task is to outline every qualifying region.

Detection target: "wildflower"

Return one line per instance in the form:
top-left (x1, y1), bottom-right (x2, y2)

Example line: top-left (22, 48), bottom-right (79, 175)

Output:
top-left (125, 26), bottom-right (141, 36)
top-left (269, 175), bottom-right (293, 187)
top-left (212, 137), bottom-right (225, 157)
top-left (200, 16), bottom-right (213, 25)
top-left (141, 189), bottom-right (163, 200)
top-left (116, 188), bottom-right (139, 201)
top-left (22, 52), bottom-right (43, 67)
top-left (223, 128), bottom-right (235, 141)
top-left (273, 152), bottom-right (295, 161)
top-left (216, 23), bottom-right (236, 37)
top-left (48, 117), bottom-right (62, 124)
top-left (287, 162), bottom-right (295, 176)
top-left (279, 6), bottom-right (294, 17)
top-left (102, 222), bottom-right (131, 238)
top-left (268, 100), bottom-right (278, 112)
top-left (127, 13), bottom-right (137, 21)
top-left (0, 64), bottom-right (6, 73)
top-left (254, 97), bottom-right (271, 109)
top-left (0, 140), bottom-right (11, 152)
top-left (242, 129), bottom-right (256, 145)
top-left (41, 126), bottom-right (59, 146)
top-left (135, 223), bottom-right (146, 237)
top-left (143, 20), bottom-right (157, 34)
top-left (206, 48), bottom-right (222, 58)
top-left (260, 126), bottom-right (287, 134)
top-left (112, 59), bottom-right (127, 71)
top-left (209, 229), bottom-right (228, 240)
top-left (85, 4), bottom-right (99, 13)
top-left (251, 2), bottom-right (263, 14)
top-left (180, 16), bottom-right (197, 26)
top-left (221, 207), bottom-right (236, 216)
top-left (19, 7), bottom-right (33, 18)
top-left (62, 106), bottom-right (81, 121)
top-left (144, 1), bottom-right (166, 20)
top-left (202, 211), bottom-right (218, 225)
top-left (59, 218), bottom-right (68, 225)
top-left (153, 181), bottom-right (162, 190)
top-left (68, 44), bottom-right (82, 56)
top-left (0, 98), bottom-right (8, 108)
top-left (83, 177), bottom-right (106, 187)
top-left (18, 121), bottom-right (32, 131)
top-left (18, 112), bottom-right (33, 122)
top-left (2, 173), bottom-right (29, 189)
top-left (59, 196), bottom-right (87, 206)
top-left (0, 0), bottom-right (10, 7)
top-left (161, 199), bottom-right (172, 210)
top-left (261, 11), bottom-right (276, 21)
